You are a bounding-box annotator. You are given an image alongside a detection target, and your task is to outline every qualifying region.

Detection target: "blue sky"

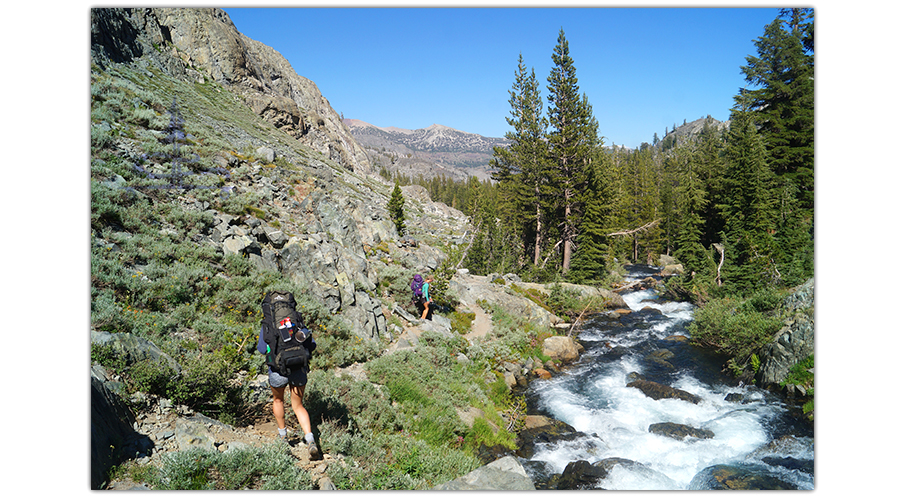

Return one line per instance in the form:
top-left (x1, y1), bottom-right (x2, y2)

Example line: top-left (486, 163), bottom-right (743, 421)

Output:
top-left (224, 6), bottom-right (781, 148)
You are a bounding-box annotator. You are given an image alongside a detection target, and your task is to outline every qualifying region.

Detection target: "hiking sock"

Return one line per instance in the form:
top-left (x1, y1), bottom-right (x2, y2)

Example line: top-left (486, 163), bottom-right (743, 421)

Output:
top-left (279, 427), bottom-right (288, 437)
top-left (305, 432), bottom-right (315, 444)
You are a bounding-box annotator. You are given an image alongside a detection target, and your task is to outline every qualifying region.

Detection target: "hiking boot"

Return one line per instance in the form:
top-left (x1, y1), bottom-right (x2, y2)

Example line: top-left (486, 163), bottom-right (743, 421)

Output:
top-left (307, 440), bottom-right (320, 459)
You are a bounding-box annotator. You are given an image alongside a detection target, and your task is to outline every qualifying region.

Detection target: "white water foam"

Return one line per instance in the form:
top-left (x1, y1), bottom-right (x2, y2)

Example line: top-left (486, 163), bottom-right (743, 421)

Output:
top-left (528, 275), bottom-right (811, 489)
top-left (532, 368), bottom-right (780, 489)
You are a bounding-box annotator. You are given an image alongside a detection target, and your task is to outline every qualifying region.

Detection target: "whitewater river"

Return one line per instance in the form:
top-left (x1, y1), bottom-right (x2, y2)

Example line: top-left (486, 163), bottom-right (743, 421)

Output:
top-left (521, 265), bottom-right (814, 490)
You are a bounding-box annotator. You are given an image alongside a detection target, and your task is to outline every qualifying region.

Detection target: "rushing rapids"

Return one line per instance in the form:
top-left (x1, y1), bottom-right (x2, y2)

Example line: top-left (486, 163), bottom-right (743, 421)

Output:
top-left (521, 265), bottom-right (814, 490)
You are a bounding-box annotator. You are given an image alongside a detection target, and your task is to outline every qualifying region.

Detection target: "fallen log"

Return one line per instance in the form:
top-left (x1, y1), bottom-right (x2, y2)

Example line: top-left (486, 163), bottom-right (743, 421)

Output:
top-left (611, 277), bottom-right (657, 294)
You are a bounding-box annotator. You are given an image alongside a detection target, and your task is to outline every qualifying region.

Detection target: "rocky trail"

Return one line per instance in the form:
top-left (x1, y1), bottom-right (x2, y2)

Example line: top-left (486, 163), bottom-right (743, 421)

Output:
top-left (105, 377), bottom-right (345, 491)
top-left (103, 303), bottom-right (498, 491)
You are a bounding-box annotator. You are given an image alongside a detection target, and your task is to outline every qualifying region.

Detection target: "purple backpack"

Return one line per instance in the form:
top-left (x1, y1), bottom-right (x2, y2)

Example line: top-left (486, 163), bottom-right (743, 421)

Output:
top-left (410, 274), bottom-right (424, 299)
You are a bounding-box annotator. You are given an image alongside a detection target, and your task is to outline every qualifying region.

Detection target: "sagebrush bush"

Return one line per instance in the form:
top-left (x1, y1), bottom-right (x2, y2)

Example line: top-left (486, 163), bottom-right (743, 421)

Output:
top-left (305, 370), bottom-right (400, 434)
top-left (148, 444), bottom-right (312, 490)
top-left (318, 420), bottom-right (481, 490)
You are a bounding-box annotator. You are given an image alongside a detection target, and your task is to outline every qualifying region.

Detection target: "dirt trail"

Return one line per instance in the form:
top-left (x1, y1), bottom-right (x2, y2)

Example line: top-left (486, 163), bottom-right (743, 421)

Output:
top-left (465, 302), bottom-right (492, 341)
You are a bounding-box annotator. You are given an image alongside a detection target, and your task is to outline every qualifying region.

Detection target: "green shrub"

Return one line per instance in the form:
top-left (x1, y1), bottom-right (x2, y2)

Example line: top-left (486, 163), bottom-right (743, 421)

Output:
top-left (688, 294), bottom-right (784, 378)
top-left (305, 371), bottom-right (400, 434)
top-left (782, 354), bottom-right (814, 387)
top-left (449, 310), bottom-right (475, 335)
top-left (690, 298), bottom-right (781, 344)
top-left (465, 416), bottom-right (517, 451)
top-left (147, 444), bottom-right (312, 490)
top-left (319, 422), bottom-right (480, 490)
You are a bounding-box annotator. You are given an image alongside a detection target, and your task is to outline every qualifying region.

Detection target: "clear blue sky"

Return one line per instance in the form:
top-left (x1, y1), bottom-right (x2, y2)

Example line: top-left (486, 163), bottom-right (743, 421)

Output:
top-left (223, 6), bottom-right (781, 148)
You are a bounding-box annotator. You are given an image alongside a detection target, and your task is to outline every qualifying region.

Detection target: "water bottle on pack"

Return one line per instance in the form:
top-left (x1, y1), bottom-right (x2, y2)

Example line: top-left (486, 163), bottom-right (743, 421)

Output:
top-left (278, 317), bottom-right (293, 342)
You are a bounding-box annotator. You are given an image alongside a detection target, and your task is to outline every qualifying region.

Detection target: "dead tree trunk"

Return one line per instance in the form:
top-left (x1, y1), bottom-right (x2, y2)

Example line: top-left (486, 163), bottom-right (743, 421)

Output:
top-left (712, 243), bottom-right (725, 286)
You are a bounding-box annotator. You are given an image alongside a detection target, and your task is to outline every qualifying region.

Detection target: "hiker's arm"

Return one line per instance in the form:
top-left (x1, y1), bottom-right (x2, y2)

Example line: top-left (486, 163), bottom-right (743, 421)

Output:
top-left (257, 326), bottom-right (267, 354)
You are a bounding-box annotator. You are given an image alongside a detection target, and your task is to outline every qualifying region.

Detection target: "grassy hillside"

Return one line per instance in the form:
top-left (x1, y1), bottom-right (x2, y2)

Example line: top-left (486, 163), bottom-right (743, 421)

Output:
top-left (90, 62), bottom-right (599, 489)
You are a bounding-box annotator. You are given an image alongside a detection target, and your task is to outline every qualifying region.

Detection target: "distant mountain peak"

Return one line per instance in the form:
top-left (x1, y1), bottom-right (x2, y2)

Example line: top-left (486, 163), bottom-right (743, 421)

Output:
top-left (343, 119), bottom-right (509, 182)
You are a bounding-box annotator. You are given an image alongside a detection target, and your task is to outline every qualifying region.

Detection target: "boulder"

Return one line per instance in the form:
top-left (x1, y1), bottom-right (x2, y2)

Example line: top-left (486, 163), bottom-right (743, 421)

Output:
top-left (626, 379), bottom-right (702, 404)
top-left (91, 374), bottom-right (140, 489)
top-left (435, 456), bottom-right (535, 490)
top-left (515, 418), bottom-right (588, 460)
top-left (646, 349), bottom-right (676, 372)
top-left (90, 330), bottom-right (181, 375)
top-left (648, 422), bottom-right (714, 440)
top-left (522, 415), bottom-right (555, 429)
top-left (174, 416), bottom-right (219, 452)
top-left (222, 234), bottom-right (257, 256)
top-left (551, 460), bottom-right (607, 490)
top-left (757, 278), bottom-right (814, 389)
top-left (542, 336), bottom-right (580, 363)
top-left (262, 225), bottom-right (288, 248)
top-left (688, 464), bottom-right (797, 490)
top-left (659, 264), bottom-right (684, 276)
top-left (256, 146), bottom-right (275, 163)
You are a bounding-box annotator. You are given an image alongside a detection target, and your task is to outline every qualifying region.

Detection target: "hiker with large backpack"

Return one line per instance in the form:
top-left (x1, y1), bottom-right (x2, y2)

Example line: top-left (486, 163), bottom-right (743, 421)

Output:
top-left (410, 273), bottom-right (426, 318)
top-left (420, 275), bottom-right (434, 320)
top-left (256, 291), bottom-right (320, 457)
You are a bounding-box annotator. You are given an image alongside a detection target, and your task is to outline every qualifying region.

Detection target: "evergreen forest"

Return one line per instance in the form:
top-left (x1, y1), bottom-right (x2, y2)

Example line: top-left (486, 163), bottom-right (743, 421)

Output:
top-left (400, 10), bottom-right (814, 306)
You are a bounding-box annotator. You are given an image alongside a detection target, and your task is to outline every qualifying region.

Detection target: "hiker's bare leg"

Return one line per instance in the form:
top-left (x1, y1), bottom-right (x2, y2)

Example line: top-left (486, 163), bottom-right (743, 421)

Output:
top-left (289, 383), bottom-right (312, 435)
top-left (271, 385), bottom-right (287, 430)
top-left (421, 301), bottom-right (429, 320)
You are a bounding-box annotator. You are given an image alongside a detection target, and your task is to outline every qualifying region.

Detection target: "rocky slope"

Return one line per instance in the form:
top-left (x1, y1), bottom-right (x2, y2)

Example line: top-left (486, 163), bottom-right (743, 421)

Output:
top-left (92, 8), bottom-right (371, 176)
top-left (89, 7), bottom-right (625, 490)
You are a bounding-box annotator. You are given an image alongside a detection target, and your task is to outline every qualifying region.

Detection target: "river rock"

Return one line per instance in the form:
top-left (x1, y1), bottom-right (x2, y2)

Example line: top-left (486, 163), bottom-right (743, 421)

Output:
top-left (626, 379), bottom-right (702, 404)
top-left (550, 460), bottom-right (607, 490)
top-left (515, 418), bottom-right (594, 460)
top-left (688, 464), bottom-right (797, 490)
top-left (522, 415), bottom-right (555, 429)
top-left (434, 456), bottom-right (535, 490)
top-left (659, 263), bottom-right (684, 276)
top-left (592, 458), bottom-right (679, 489)
top-left (648, 422), bottom-right (714, 440)
top-left (542, 336), bottom-right (580, 363)
top-left (646, 349), bottom-right (676, 371)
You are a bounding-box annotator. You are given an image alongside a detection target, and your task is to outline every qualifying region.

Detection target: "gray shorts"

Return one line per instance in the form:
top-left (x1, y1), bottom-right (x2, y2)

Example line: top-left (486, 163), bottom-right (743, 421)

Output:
top-left (268, 367), bottom-right (307, 388)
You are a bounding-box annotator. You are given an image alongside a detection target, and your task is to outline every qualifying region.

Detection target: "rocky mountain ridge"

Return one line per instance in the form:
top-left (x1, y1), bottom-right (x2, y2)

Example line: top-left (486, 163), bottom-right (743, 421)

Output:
top-left (344, 119), bottom-right (509, 182)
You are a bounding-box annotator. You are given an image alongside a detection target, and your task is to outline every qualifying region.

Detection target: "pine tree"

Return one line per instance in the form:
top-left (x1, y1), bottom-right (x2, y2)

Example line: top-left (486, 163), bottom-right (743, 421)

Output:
top-left (490, 53), bottom-right (550, 268)
top-left (387, 182), bottom-right (406, 236)
top-left (568, 149), bottom-right (613, 284)
top-left (545, 29), bottom-right (599, 273)
top-left (718, 110), bottom-right (779, 292)
top-left (670, 141), bottom-right (710, 278)
top-left (694, 118), bottom-right (727, 247)
top-left (738, 9), bottom-right (814, 215)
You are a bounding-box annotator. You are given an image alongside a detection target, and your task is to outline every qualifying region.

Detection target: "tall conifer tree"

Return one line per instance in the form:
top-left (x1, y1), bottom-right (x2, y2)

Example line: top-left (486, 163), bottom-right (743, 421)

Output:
top-left (738, 9), bottom-right (814, 215)
top-left (719, 110), bottom-right (779, 291)
top-left (491, 53), bottom-right (549, 267)
top-left (569, 146), bottom-right (613, 284)
top-left (545, 29), bottom-right (599, 272)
